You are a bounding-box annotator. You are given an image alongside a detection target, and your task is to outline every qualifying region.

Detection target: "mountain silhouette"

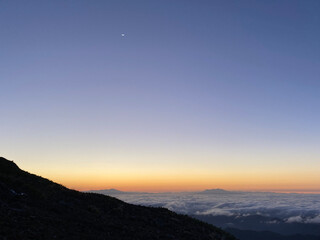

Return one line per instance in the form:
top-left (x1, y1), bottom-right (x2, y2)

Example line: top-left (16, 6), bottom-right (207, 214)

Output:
top-left (88, 188), bottom-right (147, 195)
top-left (0, 157), bottom-right (235, 240)
top-left (199, 189), bottom-right (232, 194)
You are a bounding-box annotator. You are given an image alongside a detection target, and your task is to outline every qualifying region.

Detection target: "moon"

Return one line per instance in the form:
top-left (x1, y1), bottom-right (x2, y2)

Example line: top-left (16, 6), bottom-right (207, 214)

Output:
top-left (121, 33), bottom-right (125, 37)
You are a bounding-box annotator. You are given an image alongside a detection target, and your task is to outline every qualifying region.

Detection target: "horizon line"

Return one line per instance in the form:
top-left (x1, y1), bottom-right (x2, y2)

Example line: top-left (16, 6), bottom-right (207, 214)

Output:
top-left (83, 188), bottom-right (320, 195)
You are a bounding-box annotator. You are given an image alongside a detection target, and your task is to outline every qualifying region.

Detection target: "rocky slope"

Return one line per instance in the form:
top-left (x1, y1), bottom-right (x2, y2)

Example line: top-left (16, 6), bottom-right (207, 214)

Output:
top-left (0, 157), bottom-right (235, 240)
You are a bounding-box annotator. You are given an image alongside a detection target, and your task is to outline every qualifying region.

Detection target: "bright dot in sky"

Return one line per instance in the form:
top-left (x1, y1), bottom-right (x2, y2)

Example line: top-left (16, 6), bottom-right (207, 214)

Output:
top-left (121, 33), bottom-right (125, 37)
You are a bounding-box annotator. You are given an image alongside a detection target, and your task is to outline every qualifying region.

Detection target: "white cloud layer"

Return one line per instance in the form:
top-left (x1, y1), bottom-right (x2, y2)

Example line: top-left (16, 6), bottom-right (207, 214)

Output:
top-left (103, 191), bottom-right (320, 223)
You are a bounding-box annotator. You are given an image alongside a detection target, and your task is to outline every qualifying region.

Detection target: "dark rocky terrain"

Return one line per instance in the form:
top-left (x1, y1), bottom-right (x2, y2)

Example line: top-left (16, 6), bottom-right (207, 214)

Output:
top-left (0, 157), bottom-right (235, 240)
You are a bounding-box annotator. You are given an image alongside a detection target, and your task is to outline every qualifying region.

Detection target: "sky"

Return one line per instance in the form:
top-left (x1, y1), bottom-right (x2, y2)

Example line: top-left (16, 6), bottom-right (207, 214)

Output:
top-left (1, 0), bottom-right (319, 192)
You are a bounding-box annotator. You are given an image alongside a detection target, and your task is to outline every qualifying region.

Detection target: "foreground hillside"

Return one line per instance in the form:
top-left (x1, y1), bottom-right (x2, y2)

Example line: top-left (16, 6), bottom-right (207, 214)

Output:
top-left (0, 157), bottom-right (235, 240)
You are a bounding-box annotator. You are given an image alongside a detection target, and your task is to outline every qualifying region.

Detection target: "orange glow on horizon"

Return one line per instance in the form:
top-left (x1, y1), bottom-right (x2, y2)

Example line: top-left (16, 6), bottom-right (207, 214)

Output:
top-left (23, 160), bottom-right (319, 194)
top-left (44, 171), bottom-right (320, 194)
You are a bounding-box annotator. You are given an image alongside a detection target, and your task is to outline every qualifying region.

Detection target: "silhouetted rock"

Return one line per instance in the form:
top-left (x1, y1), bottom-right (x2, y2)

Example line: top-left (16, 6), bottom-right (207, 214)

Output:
top-left (0, 157), bottom-right (236, 240)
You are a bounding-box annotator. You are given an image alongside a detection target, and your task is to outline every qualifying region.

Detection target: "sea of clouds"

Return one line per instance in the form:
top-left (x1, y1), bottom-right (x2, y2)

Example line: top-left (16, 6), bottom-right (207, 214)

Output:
top-left (104, 191), bottom-right (320, 224)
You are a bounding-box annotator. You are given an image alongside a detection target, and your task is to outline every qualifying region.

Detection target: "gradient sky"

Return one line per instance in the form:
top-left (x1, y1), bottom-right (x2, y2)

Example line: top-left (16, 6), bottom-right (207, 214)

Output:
top-left (1, 0), bottom-right (319, 192)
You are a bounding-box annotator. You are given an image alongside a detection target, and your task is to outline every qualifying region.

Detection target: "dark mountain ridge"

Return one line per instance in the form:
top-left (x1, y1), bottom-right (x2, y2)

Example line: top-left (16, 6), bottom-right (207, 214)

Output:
top-left (0, 157), bottom-right (235, 240)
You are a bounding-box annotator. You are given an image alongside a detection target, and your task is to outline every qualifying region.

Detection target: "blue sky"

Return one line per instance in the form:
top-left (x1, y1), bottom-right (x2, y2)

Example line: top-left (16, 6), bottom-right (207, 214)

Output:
top-left (1, 0), bottom-right (319, 191)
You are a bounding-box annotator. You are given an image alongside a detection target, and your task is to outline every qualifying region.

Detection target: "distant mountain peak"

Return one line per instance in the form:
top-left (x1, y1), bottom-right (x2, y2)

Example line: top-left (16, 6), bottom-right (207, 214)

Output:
top-left (89, 188), bottom-right (125, 194)
top-left (200, 189), bottom-right (231, 194)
